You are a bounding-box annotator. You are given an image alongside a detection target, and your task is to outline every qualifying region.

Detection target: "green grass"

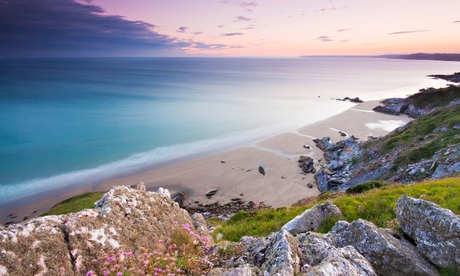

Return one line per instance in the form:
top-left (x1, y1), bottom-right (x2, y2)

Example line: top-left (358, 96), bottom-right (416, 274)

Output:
top-left (40, 191), bottom-right (106, 216)
top-left (217, 177), bottom-right (460, 242)
top-left (373, 104), bottom-right (460, 171)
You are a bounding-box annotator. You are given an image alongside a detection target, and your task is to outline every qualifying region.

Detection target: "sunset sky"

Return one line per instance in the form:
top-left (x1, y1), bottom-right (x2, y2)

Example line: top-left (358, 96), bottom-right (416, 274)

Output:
top-left (1, 0), bottom-right (459, 57)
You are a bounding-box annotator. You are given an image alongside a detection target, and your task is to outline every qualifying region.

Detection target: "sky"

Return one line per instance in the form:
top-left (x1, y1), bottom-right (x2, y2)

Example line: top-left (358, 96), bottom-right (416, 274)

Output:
top-left (1, 0), bottom-right (459, 57)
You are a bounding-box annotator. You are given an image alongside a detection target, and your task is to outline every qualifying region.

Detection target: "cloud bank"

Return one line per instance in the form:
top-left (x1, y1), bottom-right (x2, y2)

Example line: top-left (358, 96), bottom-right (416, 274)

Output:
top-left (0, 0), bottom-right (183, 57)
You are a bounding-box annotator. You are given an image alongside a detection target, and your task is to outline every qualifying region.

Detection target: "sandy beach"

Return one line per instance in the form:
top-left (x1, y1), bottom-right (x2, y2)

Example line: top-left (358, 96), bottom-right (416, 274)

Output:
top-left (0, 100), bottom-right (412, 225)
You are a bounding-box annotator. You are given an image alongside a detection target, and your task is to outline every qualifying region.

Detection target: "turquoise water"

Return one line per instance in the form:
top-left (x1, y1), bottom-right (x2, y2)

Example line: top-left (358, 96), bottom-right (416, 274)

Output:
top-left (0, 57), bottom-right (458, 204)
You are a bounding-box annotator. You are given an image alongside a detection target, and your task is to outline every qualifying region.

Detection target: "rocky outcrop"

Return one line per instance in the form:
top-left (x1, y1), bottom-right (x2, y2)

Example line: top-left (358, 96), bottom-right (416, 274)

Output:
top-left (282, 202), bottom-right (342, 235)
top-left (0, 186), bottom-right (205, 275)
top-left (328, 219), bottom-right (439, 276)
top-left (297, 232), bottom-right (376, 276)
top-left (313, 136), bottom-right (362, 191)
top-left (372, 98), bottom-right (406, 115)
top-left (235, 229), bottom-right (376, 276)
top-left (429, 72), bottom-right (460, 83)
top-left (240, 230), bottom-right (300, 275)
top-left (395, 196), bottom-right (460, 270)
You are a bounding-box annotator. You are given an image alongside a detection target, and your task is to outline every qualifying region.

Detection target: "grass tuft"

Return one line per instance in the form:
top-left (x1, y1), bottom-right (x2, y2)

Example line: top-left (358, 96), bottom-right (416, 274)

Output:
top-left (40, 191), bottom-right (106, 216)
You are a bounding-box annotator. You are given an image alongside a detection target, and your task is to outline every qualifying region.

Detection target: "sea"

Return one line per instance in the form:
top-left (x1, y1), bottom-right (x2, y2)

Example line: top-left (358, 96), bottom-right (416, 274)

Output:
top-left (0, 57), bottom-right (458, 206)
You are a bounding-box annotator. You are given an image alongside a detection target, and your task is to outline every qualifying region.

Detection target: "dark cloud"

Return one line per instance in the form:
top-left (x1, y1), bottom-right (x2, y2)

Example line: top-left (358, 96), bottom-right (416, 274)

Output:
top-left (0, 0), bottom-right (183, 57)
top-left (221, 32), bottom-right (244, 37)
top-left (317, 36), bottom-right (333, 42)
top-left (388, 30), bottom-right (429, 35)
top-left (336, 28), bottom-right (351, 32)
top-left (193, 31), bottom-right (203, 35)
top-left (234, 16), bottom-right (252, 22)
top-left (177, 27), bottom-right (188, 33)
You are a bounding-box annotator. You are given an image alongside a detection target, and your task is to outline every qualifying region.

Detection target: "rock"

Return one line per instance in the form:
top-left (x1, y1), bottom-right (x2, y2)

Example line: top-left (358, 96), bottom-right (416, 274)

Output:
top-left (282, 202), bottom-right (342, 235)
top-left (221, 264), bottom-right (259, 276)
top-left (313, 137), bottom-right (332, 152)
top-left (241, 230), bottom-right (300, 275)
top-left (328, 219), bottom-right (439, 276)
top-left (299, 156), bottom-right (316, 174)
top-left (307, 183), bottom-right (314, 188)
top-left (258, 166), bottom-right (265, 176)
top-left (327, 160), bottom-right (344, 171)
top-left (314, 170), bottom-right (329, 192)
top-left (395, 195), bottom-right (460, 270)
top-left (373, 98), bottom-right (405, 115)
top-left (0, 186), bottom-right (200, 275)
top-left (303, 145), bottom-right (311, 149)
top-left (329, 178), bottom-right (343, 185)
top-left (297, 232), bottom-right (376, 276)
top-left (191, 213), bottom-right (213, 244)
top-left (171, 191), bottom-right (186, 208)
top-left (130, 181), bottom-right (146, 191)
top-left (206, 189), bottom-right (218, 198)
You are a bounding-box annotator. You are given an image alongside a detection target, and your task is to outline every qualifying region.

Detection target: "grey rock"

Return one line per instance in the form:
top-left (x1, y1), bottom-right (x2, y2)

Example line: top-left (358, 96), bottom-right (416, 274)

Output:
top-left (314, 170), bottom-right (329, 192)
top-left (313, 137), bottom-right (333, 152)
top-left (328, 219), bottom-right (439, 276)
top-left (395, 195), bottom-right (460, 270)
top-left (298, 232), bottom-right (376, 276)
top-left (282, 202), bottom-right (342, 235)
top-left (241, 230), bottom-right (300, 275)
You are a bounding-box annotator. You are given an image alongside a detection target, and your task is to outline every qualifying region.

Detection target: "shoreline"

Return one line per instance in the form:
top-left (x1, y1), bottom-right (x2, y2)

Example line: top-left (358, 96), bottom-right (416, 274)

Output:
top-left (0, 100), bottom-right (413, 225)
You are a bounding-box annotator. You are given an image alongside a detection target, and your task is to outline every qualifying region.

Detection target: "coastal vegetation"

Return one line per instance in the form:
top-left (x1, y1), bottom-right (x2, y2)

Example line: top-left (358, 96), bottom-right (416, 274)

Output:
top-left (40, 191), bottom-right (105, 216)
top-left (215, 176), bottom-right (460, 242)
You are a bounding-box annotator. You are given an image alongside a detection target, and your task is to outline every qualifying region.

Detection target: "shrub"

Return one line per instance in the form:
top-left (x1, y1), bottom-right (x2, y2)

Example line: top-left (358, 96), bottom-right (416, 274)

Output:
top-left (346, 181), bottom-right (386, 194)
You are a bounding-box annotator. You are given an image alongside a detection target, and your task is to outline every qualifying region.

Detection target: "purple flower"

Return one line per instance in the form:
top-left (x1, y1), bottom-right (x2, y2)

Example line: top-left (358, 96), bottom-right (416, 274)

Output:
top-left (116, 273), bottom-right (122, 276)
top-left (124, 251), bottom-right (133, 257)
top-left (86, 271), bottom-right (94, 276)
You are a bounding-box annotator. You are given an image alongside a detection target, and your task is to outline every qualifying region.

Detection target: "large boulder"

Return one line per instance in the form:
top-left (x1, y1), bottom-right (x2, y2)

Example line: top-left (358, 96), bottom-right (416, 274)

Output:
top-left (240, 229), bottom-right (300, 275)
top-left (297, 232), bottom-right (376, 275)
top-left (282, 202), bottom-right (342, 235)
top-left (328, 219), bottom-right (439, 276)
top-left (0, 186), bottom-right (203, 275)
top-left (395, 195), bottom-right (460, 270)
top-left (239, 229), bottom-right (376, 276)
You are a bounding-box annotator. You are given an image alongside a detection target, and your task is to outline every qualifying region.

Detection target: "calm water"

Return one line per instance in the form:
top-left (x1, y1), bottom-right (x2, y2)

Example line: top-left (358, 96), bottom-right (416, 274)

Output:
top-left (0, 57), bottom-right (458, 204)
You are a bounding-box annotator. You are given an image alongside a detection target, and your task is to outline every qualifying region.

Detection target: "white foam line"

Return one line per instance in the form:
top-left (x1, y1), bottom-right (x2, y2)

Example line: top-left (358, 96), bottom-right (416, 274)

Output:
top-left (251, 145), bottom-right (312, 160)
top-left (350, 108), bottom-right (376, 113)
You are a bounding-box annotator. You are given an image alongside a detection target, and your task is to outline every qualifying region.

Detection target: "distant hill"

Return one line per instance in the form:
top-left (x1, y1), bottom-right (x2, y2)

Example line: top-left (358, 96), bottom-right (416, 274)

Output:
top-left (379, 53), bottom-right (460, 62)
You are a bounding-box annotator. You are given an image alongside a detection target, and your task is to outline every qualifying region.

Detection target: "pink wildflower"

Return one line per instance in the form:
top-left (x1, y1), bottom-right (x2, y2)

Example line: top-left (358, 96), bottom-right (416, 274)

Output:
top-left (86, 271), bottom-right (94, 276)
